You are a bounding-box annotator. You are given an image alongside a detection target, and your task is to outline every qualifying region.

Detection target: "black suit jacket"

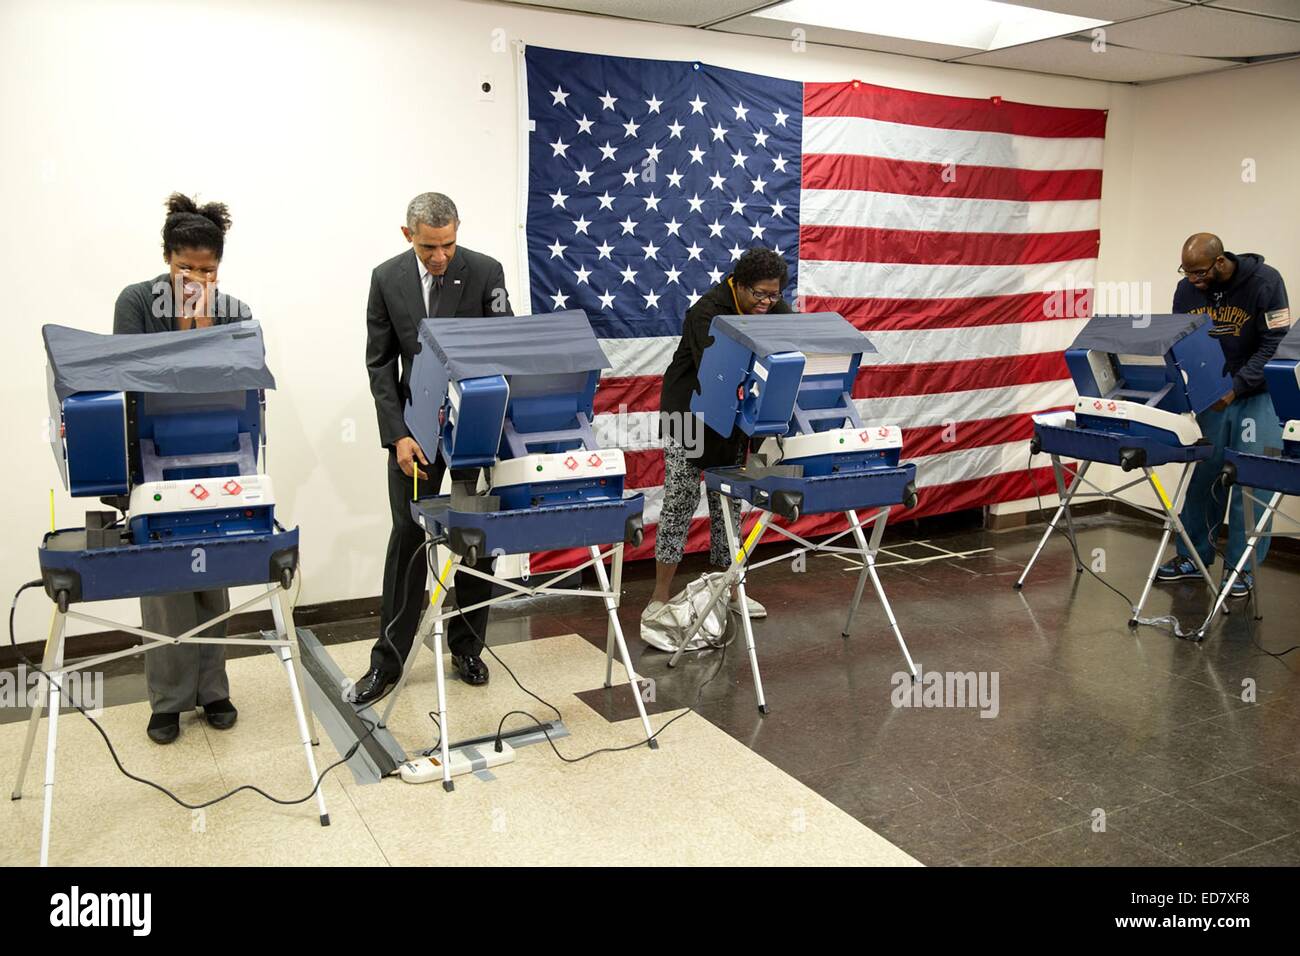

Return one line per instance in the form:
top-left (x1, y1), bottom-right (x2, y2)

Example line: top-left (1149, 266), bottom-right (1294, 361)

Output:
top-left (365, 246), bottom-right (512, 448)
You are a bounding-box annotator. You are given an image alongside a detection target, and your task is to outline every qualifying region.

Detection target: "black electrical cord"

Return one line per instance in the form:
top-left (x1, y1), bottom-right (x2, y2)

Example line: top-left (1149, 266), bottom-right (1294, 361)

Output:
top-left (6, 538), bottom-right (435, 811)
top-left (1027, 450), bottom-right (1138, 611)
top-left (434, 543), bottom-right (741, 766)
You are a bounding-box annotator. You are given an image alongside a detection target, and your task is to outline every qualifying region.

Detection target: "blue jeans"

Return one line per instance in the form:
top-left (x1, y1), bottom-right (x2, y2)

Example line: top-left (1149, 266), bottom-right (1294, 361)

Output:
top-left (1176, 391), bottom-right (1283, 571)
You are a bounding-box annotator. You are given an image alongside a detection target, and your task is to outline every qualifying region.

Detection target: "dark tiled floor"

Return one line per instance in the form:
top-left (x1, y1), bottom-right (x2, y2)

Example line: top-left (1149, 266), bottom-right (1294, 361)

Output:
top-left (7, 511), bottom-right (1299, 866)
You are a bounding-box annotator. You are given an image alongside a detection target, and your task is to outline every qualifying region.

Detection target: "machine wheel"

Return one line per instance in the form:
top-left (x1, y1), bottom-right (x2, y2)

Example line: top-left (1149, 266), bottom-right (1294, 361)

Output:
top-left (280, 567), bottom-right (294, 590)
top-left (465, 544), bottom-right (480, 566)
top-left (631, 527), bottom-right (644, 548)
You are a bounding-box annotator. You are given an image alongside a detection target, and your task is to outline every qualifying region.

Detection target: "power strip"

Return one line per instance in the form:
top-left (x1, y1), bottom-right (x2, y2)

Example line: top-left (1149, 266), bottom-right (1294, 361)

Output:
top-left (398, 741), bottom-right (516, 784)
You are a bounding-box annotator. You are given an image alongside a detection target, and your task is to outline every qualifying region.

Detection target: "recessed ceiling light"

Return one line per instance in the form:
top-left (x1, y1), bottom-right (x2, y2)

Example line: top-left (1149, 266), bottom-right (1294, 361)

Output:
top-left (752, 0), bottom-right (1110, 52)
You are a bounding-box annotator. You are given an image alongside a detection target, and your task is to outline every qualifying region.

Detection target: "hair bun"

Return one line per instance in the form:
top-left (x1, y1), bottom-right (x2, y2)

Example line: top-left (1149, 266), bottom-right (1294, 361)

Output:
top-left (197, 201), bottom-right (232, 234)
top-left (165, 192), bottom-right (199, 217)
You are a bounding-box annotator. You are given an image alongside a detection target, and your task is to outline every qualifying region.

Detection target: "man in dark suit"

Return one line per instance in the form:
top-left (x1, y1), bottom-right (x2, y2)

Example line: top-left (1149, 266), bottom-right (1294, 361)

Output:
top-left (353, 192), bottom-right (512, 705)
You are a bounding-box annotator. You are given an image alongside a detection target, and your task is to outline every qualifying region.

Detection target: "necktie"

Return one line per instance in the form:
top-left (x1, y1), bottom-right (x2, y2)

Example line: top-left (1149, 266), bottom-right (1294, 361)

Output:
top-left (426, 274), bottom-right (444, 318)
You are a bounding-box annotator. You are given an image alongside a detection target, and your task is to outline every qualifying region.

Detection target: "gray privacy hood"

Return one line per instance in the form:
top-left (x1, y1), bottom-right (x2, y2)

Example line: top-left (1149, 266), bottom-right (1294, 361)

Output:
top-left (43, 321), bottom-right (276, 402)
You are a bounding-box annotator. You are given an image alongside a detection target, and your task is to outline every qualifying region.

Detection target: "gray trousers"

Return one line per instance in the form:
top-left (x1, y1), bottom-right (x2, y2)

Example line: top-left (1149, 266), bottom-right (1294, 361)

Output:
top-left (141, 589), bottom-right (231, 714)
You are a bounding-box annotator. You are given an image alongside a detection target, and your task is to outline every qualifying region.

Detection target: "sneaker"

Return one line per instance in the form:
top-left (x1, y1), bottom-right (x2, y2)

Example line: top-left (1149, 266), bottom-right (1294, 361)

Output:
top-left (1224, 571), bottom-right (1253, 600)
top-left (1155, 557), bottom-right (1200, 582)
top-left (728, 594), bottom-right (767, 619)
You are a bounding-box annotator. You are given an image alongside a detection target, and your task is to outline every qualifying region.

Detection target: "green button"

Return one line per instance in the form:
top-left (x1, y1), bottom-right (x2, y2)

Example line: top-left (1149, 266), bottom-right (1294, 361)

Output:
top-left (153, 493), bottom-right (162, 501)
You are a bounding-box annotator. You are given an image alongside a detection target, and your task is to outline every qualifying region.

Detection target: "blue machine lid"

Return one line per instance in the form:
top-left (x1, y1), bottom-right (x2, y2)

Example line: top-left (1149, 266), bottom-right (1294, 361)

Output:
top-left (710, 312), bottom-right (875, 358)
top-left (1069, 313), bottom-right (1208, 357)
top-left (44, 321), bottom-right (275, 401)
top-left (1275, 321), bottom-right (1300, 361)
top-left (415, 310), bottom-right (611, 379)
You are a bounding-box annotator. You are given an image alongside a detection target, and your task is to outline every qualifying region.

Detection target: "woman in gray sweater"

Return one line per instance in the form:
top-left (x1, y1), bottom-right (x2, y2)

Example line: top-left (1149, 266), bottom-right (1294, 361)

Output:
top-left (112, 193), bottom-right (251, 743)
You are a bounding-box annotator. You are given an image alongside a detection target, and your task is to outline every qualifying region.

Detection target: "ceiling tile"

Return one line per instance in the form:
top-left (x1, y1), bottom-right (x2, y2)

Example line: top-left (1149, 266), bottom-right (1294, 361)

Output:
top-left (1098, 3), bottom-right (1300, 56)
top-left (959, 35), bottom-right (1235, 81)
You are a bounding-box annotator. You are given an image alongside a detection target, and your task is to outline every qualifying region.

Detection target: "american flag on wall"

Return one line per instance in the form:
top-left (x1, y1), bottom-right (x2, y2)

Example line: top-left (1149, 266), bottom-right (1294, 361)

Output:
top-left (517, 44), bottom-right (1106, 571)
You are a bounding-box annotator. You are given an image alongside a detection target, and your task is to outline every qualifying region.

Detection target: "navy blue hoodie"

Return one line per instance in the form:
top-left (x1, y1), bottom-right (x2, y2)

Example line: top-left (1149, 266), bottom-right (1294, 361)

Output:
top-left (1172, 252), bottom-right (1290, 398)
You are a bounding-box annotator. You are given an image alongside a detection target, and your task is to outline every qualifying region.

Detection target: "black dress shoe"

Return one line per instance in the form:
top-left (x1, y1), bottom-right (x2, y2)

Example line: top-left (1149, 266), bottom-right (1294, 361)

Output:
top-left (352, 666), bottom-right (397, 706)
top-left (147, 712), bottom-right (180, 745)
top-left (452, 654), bottom-right (489, 685)
top-left (200, 697), bottom-right (238, 731)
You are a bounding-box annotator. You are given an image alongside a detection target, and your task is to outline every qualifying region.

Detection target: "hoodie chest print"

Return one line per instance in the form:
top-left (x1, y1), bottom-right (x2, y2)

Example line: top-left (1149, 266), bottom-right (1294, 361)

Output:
top-left (1191, 303), bottom-right (1253, 337)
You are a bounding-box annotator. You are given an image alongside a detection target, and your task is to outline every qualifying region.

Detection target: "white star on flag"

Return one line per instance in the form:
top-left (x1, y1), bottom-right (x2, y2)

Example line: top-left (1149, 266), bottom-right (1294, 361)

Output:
top-left (599, 91), bottom-right (618, 110)
top-left (550, 86), bottom-right (569, 106)
top-left (573, 215), bottom-right (591, 235)
top-left (551, 290), bottom-right (569, 308)
top-left (619, 265), bottom-right (637, 284)
top-left (645, 94), bottom-right (663, 113)
top-left (549, 189), bottom-right (568, 208)
top-left (573, 265), bottom-right (591, 284)
top-left (732, 102), bottom-right (749, 121)
top-left (688, 95), bottom-right (707, 114)
top-left (575, 114), bottom-right (594, 134)
top-left (643, 290), bottom-right (661, 309)
top-left (548, 239), bottom-right (567, 259)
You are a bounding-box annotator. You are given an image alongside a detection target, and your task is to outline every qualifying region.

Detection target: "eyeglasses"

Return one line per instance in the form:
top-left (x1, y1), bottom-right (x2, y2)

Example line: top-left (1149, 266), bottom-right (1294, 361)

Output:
top-left (745, 286), bottom-right (781, 304)
top-left (1178, 257), bottom-right (1220, 280)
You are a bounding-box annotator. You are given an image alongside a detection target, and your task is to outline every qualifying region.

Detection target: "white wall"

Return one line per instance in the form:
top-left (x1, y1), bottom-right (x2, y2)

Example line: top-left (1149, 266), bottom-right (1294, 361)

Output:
top-left (0, 0), bottom-right (1138, 640)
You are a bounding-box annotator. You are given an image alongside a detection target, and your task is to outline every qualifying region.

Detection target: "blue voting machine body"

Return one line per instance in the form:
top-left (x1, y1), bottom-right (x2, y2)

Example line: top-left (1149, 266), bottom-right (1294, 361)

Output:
top-left (39, 322), bottom-right (298, 605)
top-left (386, 311), bottom-right (656, 790)
top-left (691, 312), bottom-right (917, 520)
top-left (676, 311), bottom-right (920, 713)
top-left (21, 321), bottom-right (325, 866)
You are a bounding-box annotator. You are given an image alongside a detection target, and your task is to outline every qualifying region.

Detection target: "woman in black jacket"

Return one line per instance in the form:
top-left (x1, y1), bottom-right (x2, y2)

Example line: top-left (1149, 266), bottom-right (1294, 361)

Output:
top-left (112, 193), bottom-right (251, 743)
top-left (644, 247), bottom-right (792, 629)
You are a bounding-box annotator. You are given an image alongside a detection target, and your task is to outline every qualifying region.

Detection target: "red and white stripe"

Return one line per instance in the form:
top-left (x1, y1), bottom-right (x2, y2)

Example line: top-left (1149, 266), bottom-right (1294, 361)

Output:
top-left (530, 81), bottom-right (1105, 572)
